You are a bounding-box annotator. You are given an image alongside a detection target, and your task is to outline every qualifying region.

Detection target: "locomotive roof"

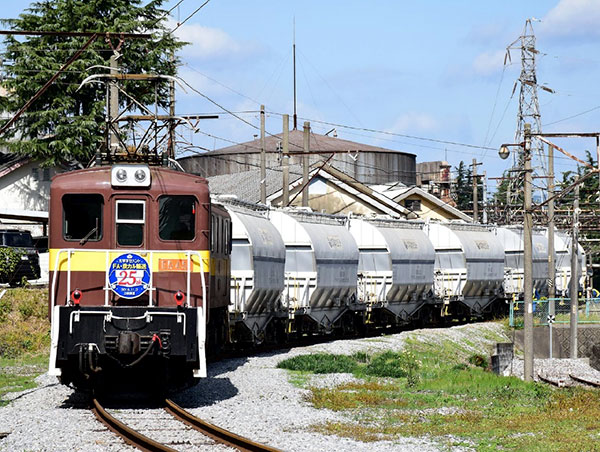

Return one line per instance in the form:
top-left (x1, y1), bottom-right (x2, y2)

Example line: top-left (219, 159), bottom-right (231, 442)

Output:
top-left (51, 165), bottom-right (208, 194)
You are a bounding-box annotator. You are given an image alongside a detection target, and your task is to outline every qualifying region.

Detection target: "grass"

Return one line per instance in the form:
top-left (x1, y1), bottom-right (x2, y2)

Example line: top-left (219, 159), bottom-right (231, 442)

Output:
top-left (0, 288), bottom-right (49, 406)
top-left (0, 355), bottom-right (47, 407)
top-left (279, 322), bottom-right (600, 451)
top-left (0, 288), bottom-right (50, 358)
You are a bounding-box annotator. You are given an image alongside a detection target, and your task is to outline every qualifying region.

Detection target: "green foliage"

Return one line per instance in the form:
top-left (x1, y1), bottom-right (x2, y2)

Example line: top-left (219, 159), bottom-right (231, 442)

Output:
top-left (452, 161), bottom-right (472, 211)
top-left (452, 160), bottom-right (483, 215)
top-left (0, 248), bottom-right (24, 282)
top-left (0, 288), bottom-right (49, 358)
top-left (278, 349), bottom-right (422, 386)
top-left (0, 0), bottom-right (185, 166)
top-left (277, 353), bottom-right (358, 374)
top-left (303, 336), bottom-right (600, 451)
top-left (467, 353), bottom-right (488, 369)
top-left (361, 350), bottom-right (421, 386)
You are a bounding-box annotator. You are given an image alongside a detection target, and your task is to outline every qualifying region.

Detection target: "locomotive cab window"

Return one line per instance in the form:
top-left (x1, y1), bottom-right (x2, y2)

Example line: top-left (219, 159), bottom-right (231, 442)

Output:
top-left (116, 200), bottom-right (145, 247)
top-left (158, 195), bottom-right (196, 241)
top-left (63, 194), bottom-right (103, 242)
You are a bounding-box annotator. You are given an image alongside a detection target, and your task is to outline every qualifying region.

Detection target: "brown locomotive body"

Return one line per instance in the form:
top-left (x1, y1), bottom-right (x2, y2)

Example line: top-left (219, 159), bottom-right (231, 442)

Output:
top-left (48, 163), bottom-right (230, 391)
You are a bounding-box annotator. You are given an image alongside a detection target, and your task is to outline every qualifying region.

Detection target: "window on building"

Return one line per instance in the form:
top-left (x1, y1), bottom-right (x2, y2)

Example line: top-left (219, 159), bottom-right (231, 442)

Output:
top-left (31, 167), bottom-right (39, 181)
top-left (158, 195), bottom-right (196, 241)
top-left (63, 194), bottom-right (103, 241)
top-left (404, 199), bottom-right (422, 212)
top-left (42, 168), bottom-right (51, 181)
top-left (116, 200), bottom-right (145, 246)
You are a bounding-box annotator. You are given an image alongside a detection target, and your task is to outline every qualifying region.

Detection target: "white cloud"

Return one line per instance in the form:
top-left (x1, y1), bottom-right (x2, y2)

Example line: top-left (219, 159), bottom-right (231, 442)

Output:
top-left (168, 19), bottom-right (243, 59)
top-left (540, 0), bottom-right (600, 39)
top-left (387, 112), bottom-right (438, 134)
top-left (472, 50), bottom-right (506, 77)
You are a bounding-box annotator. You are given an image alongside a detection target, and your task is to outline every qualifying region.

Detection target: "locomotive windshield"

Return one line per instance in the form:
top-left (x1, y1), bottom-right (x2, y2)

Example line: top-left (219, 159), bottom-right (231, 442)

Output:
top-left (158, 195), bottom-right (196, 241)
top-left (63, 194), bottom-right (103, 242)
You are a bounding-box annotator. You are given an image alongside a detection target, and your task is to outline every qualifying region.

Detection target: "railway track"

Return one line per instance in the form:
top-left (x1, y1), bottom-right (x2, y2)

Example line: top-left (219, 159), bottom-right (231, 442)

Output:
top-left (91, 398), bottom-right (281, 452)
top-left (537, 372), bottom-right (600, 389)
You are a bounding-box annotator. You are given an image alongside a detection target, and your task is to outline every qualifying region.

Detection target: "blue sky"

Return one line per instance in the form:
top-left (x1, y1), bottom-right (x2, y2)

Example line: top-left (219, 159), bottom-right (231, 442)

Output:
top-left (4, 0), bottom-right (600, 191)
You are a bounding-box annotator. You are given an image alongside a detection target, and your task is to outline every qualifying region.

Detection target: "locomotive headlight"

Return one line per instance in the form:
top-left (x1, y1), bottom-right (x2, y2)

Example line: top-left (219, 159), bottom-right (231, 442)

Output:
top-left (111, 165), bottom-right (151, 187)
top-left (115, 168), bottom-right (128, 182)
top-left (134, 169), bottom-right (147, 183)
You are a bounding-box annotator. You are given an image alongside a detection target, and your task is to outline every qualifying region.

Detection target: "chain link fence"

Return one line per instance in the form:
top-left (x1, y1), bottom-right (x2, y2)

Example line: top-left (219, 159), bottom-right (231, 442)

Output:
top-left (509, 297), bottom-right (600, 327)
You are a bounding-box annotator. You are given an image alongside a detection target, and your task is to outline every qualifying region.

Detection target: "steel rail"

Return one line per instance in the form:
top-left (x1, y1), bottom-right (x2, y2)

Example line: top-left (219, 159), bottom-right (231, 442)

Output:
top-left (569, 373), bottom-right (600, 388)
top-left (164, 399), bottom-right (281, 452)
top-left (537, 373), bottom-right (570, 388)
top-left (91, 398), bottom-right (177, 452)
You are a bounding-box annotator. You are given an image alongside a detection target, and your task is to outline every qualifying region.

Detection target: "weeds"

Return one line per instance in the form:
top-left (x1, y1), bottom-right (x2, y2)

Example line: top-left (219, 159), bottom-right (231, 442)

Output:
top-left (281, 323), bottom-right (600, 451)
top-left (0, 288), bottom-right (49, 358)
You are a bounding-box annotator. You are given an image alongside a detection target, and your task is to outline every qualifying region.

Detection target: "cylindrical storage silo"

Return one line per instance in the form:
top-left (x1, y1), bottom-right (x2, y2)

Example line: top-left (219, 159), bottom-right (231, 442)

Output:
top-left (425, 222), bottom-right (505, 315)
top-left (269, 209), bottom-right (359, 332)
top-left (348, 217), bottom-right (434, 322)
top-left (223, 202), bottom-right (286, 342)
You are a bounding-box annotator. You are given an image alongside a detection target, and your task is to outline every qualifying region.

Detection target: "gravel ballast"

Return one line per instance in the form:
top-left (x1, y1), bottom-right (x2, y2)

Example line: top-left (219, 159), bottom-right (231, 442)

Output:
top-left (0, 322), bottom-right (515, 451)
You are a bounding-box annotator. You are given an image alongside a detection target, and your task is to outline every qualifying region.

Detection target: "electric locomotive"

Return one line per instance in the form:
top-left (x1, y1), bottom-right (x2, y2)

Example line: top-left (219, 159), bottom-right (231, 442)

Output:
top-left (48, 163), bottom-right (230, 391)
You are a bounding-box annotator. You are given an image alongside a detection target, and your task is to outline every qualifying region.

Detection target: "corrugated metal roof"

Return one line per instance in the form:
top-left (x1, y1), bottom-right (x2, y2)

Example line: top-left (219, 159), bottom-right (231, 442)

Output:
top-left (180, 129), bottom-right (415, 158)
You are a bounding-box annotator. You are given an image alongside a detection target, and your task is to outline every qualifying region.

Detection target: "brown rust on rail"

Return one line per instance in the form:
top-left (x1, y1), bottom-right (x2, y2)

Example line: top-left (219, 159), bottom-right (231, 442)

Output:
top-left (91, 398), bottom-right (176, 452)
top-left (164, 399), bottom-right (281, 452)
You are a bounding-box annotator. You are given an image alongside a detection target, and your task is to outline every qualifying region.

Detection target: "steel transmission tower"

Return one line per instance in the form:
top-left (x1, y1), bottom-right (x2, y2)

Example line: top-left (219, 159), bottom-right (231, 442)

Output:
top-left (505, 19), bottom-right (552, 218)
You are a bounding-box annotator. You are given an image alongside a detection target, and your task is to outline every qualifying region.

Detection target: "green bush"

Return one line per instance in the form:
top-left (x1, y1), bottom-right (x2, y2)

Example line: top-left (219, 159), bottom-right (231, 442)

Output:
top-left (0, 248), bottom-right (23, 281)
top-left (362, 350), bottom-right (422, 386)
top-left (278, 353), bottom-right (358, 374)
top-left (0, 288), bottom-right (49, 358)
top-left (468, 353), bottom-right (489, 369)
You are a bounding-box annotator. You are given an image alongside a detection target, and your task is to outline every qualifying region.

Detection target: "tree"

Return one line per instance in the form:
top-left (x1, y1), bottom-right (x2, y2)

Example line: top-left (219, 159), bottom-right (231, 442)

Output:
top-left (0, 0), bottom-right (185, 166)
top-left (452, 161), bottom-right (472, 212)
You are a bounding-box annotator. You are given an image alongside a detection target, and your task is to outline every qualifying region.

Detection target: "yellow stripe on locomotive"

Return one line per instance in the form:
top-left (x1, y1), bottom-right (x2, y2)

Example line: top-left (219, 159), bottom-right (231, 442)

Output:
top-left (49, 249), bottom-right (211, 273)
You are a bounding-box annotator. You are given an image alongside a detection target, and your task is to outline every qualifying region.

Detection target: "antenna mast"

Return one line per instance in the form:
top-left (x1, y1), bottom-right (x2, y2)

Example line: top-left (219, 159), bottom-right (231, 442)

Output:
top-left (293, 17), bottom-right (297, 130)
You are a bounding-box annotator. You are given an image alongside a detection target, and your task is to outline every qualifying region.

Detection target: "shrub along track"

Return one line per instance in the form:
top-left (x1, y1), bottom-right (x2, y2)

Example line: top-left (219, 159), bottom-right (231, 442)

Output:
top-left (91, 398), bottom-right (281, 452)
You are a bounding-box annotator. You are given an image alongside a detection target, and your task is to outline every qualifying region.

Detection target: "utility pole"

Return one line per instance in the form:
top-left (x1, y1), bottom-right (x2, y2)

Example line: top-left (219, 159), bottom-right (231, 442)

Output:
top-left (523, 123), bottom-right (534, 381)
top-left (282, 114), bottom-right (290, 206)
top-left (109, 52), bottom-right (119, 152)
top-left (168, 52), bottom-right (176, 159)
top-left (471, 159), bottom-right (481, 222)
top-left (547, 142), bottom-right (556, 354)
top-left (570, 183), bottom-right (580, 358)
top-left (302, 121), bottom-right (310, 207)
top-left (482, 171), bottom-right (488, 224)
top-left (260, 105), bottom-right (266, 204)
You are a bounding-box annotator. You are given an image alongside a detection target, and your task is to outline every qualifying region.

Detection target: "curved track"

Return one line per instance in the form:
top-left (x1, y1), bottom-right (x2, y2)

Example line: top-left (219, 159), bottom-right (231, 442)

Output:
top-left (91, 398), bottom-right (176, 452)
top-left (164, 399), bottom-right (280, 452)
top-left (92, 398), bottom-right (281, 452)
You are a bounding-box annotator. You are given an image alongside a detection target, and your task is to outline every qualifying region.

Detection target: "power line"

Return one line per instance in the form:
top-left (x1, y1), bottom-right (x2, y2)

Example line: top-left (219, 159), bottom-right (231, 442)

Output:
top-left (169, 0), bottom-right (212, 35)
top-left (269, 113), bottom-right (497, 152)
